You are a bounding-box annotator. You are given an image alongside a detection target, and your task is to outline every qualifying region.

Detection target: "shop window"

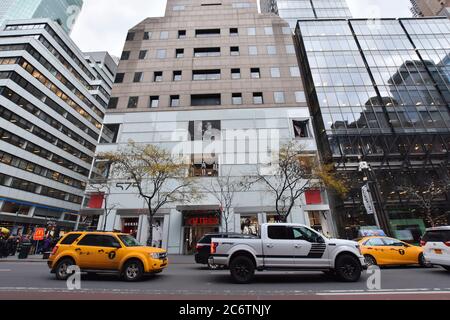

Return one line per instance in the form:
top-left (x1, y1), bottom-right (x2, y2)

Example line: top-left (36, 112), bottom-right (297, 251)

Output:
top-left (241, 216), bottom-right (259, 235)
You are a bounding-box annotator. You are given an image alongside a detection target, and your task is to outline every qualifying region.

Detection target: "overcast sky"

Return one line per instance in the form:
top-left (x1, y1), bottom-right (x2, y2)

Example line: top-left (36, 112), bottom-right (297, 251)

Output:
top-left (71, 0), bottom-right (412, 57)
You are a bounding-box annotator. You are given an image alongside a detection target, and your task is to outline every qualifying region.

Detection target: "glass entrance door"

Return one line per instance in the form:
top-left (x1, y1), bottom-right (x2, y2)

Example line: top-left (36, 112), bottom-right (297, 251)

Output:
top-left (183, 226), bottom-right (217, 255)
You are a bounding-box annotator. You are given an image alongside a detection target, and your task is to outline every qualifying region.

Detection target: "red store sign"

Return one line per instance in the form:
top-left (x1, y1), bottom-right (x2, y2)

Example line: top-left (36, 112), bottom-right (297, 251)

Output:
top-left (185, 217), bottom-right (219, 226)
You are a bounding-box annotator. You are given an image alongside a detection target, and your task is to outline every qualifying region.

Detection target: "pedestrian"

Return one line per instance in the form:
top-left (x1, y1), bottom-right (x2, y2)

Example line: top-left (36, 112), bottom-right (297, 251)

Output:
top-left (0, 235), bottom-right (8, 258)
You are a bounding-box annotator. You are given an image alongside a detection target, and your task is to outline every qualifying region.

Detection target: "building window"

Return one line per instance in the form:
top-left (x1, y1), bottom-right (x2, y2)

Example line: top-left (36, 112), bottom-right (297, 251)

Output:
top-left (292, 120), bottom-right (309, 138)
top-left (290, 66), bottom-right (301, 77)
top-left (231, 68), bottom-right (241, 79)
top-left (149, 96), bottom-right (159, 108)
top-left (286, 45), bottom-right (295, 54)
top-left (270, 67), bottom-right (280, 78)
top-left (232, 93), bottom-right (242, 105)
top-left (264, 27), bottom-right (273, 35)
top-left (170, 95), bottom-right (180, 107)
top-left (126, 32), bottom-right (135, 41)
top-left (230, 28), bottom-right (238, 36)
top-left (156, 49), bottom-right (166, 59)
top-left (133, 72), bottom-right (143, 83)
top-left (295, 91), bottom-right (306, 103)
top-left (108, 97), bottom-right (118, 109)
top-left (267, 45), bottom-right (277, 55)
top-left (104, 124), bottom-right (121, 143)
top-left (274, 92), bottom-right (285, 104)
top-left (143, 31), bottom-right (151, 40)
top-left (178, 30), bottom-right (186, 39)
top-left (160, 31), bottom-right (169, 39)
top-left (230, 46), bottom-right (240, 56)
top-left (114, 73), bottom-right (124, 83)
top-left (194, 47), bottom-right (221, 57)
top-left (247, 27), bottom-right (256, 36)
top-left (176, 48), bottom-right (184, 58)
top-left (191, 94), bottom-right (221, 106)
top-left (248, 46), bottom-right (258, 55)
top-left (253, 92), bottom-right (263, 104)
top-left (127, 96), bottom-right (139, 109)
top-left (250, 68), bottom-right (260, 79)
top-left (173, 71), bottom-right (182, 81)
top-left (195, 29), bottom-right (221, 37)
top-left (173, 5), bottom-right (185, 11)
top-left (154, 71), bottom-right (163, 82)
top-left (192, 69), bottom-right (221, 81)
top-left (120, 51), bottom-right (130, 60)
top-left (139, 50), bottom-right (147, 60)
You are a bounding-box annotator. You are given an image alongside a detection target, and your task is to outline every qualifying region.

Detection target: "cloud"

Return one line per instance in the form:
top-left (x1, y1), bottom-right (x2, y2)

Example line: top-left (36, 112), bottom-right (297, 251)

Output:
top-left (71, 0), bottom-right (413, 57)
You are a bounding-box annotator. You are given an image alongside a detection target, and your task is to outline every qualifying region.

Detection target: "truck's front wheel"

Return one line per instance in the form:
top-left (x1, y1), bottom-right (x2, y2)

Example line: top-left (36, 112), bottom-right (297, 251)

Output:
top-left (229, 256), bottom-right (255, 284)
top-left (335, 254), bottom-right (362, 282)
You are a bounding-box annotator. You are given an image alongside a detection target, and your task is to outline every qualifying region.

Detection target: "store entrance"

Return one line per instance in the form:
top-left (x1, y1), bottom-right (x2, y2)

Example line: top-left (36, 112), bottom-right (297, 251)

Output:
top-left (182, 210), bottom-right (220, 255)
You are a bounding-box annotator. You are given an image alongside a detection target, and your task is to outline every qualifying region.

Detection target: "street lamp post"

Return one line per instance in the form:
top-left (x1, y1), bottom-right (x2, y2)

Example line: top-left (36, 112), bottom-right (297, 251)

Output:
top-left (359, 161), bottom-right (393, 237)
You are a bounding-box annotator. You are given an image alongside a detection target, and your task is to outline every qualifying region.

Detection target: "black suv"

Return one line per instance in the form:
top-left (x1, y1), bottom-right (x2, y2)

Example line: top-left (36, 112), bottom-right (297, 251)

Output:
top-left (195, 233), bottom-right (257, 269)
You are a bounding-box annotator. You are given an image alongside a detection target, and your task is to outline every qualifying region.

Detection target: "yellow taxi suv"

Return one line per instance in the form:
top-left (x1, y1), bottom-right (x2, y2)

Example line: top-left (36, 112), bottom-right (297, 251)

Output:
top-left (358, 236), bottom-right (427, 267)
top-left (48, 232), bottom-right (168, 282)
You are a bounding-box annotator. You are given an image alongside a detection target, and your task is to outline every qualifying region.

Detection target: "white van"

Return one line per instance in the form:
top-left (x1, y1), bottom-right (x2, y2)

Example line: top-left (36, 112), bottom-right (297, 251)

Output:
top-left (421, 226), bottom-right (450, 271)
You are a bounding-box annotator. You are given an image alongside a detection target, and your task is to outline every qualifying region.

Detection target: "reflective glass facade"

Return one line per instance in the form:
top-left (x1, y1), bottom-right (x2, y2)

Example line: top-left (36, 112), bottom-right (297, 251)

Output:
top-left (261, 0), bottom-right (352, 28)
top-left (295, 18), bottom-right (450, 240)
top-left (0, 0), bottom-right (83, 34)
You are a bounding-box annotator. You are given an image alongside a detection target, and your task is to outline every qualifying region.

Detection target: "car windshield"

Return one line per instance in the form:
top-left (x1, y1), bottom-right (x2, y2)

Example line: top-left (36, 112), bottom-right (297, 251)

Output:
top-left (118, 235), bottom-right (142, 247)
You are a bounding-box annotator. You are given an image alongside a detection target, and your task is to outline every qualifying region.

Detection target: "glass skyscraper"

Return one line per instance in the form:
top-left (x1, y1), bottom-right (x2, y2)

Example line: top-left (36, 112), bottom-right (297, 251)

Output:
top-left (260, 0), bottom-right (352, 28)
top-left (295, 17), bottom-right (450, 240)
top-left (0, 0), bottom-right (83, 34)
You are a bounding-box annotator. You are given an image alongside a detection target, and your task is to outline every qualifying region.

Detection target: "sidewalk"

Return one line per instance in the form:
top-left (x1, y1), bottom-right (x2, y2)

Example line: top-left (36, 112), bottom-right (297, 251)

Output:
top-left (0, 254), bottom-right (195, 264)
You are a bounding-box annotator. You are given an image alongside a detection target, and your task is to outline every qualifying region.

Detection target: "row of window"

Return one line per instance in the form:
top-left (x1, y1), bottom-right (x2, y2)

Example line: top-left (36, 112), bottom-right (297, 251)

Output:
top-left (0, 173), bottom-right (82, 204)
top-left (115, 66), bottom-right (301, 84)
top-left (126, 25), bottom-right (291, 42)
top-left (0, 150), bottom-right (86, 190)
top-left (0, 105), bottom-right (93, 165)
top-left (108, 91), bottom-right (307, 109)
top-left (1, 88), bottom-right (96, 151)
top-left (0, 127), bottom-right (90, 177)
top-left (120, 44), bottom-right (296, 60)
top-left (0, 70), bottom-right (102, 134)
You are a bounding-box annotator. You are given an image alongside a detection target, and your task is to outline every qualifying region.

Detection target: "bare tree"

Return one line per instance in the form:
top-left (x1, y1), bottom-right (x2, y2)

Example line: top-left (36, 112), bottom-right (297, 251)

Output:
top-left (201, 169), bottom-right (253, 233)
top-left (256, 142), bottom-right (347, 222)
top-left (100, 142), bottom-right (202, 245)
top-left (399, 179), bottom-right (449, 227)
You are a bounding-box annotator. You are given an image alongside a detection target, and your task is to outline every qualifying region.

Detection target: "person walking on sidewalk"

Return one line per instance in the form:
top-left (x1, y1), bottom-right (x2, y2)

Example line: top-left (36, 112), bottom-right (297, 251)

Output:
top-left (0, 235), bottom-right (8, 258)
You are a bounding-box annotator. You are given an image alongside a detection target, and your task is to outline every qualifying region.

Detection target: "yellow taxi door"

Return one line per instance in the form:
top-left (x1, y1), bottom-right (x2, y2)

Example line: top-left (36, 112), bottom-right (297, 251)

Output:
top-left (364, 238), bottom-right (388, 265)
top-left (382, 238), bottom-right (409, 265)
top-left (74, 234), bottom-right (104, 269)
top-left (95, 235), bottom-right (124, 270)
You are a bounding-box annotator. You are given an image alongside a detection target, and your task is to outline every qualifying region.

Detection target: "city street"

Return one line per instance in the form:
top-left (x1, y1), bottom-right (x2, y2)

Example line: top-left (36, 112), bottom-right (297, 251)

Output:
top-left (0, 257), bottom-right (449, 300)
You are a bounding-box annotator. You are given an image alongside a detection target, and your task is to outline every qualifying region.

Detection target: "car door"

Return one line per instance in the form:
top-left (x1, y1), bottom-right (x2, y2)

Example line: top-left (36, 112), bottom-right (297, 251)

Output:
top-left (363, 237), bottom-right (387, 264)
top-left (292, 226), bottom-right (329, 268)
top-left (94, 235), bottom-right (124, 270)
top-left (74, 234), bottom-right (103, 269)
top-left (382, 238), bottom-right (410, 265)
top-left (263, 226), bottom-right (294, 267)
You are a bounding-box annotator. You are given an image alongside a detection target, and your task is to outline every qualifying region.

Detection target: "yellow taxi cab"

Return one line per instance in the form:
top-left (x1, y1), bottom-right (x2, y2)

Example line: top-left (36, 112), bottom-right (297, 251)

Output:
top-left (48, 231), bottom-right (168, 281)
top-left (358, 236), bottom-right (427, 267)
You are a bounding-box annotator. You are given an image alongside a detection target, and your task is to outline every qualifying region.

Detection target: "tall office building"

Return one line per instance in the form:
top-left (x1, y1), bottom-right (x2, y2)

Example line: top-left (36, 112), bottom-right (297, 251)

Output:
top-left (0, 0), bottom-right (83, 34)
top-left (260, 0), bottom-right (352, 28)
top-left (411, 0), bottom-right (450, 18)
top-left (0, 19), bottom-right (116, 236)
top-left (83, 0), bottom-right (333, 253)
top-left (295, 17), bottom-right (450, 240)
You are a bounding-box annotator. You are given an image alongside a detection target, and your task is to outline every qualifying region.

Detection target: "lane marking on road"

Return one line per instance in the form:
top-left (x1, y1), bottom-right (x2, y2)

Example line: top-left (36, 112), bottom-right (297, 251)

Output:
top-left (0, 269), bottom-right (11, 272)
top-left (317, 290), bottom-right (450, 296)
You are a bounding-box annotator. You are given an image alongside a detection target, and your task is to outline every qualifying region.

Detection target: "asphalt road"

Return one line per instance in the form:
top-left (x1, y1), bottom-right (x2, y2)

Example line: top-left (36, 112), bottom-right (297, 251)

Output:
top-left (0, 260), bottom-right (449, 299)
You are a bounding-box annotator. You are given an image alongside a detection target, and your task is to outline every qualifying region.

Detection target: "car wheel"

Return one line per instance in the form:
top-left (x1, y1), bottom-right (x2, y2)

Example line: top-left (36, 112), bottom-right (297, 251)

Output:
top-left (418, 253), bottom-right (431, 268)
top-left (55, 258), bottom-right (75, 281)
top-left (122, 260), bottom-right (144, 282)
top-left (364, 255), bottom-right (377, 266)
top-left (229, 256), bottom-right (255, 284)
top-left (335, 254), bottom-right (362, 282)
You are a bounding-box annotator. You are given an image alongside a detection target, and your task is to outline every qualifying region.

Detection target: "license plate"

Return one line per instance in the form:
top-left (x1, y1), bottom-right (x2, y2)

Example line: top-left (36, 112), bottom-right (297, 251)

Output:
top-left (434, 249), bottom-right (443, 254)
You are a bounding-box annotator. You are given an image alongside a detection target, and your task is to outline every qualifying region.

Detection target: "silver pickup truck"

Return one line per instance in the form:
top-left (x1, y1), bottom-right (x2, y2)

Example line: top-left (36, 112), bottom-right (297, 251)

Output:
top-left (210, 223), bottom-right (367, 283)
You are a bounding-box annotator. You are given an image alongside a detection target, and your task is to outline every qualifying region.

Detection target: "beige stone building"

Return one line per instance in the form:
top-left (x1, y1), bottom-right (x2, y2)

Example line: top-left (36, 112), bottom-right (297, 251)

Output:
top-left (411, 0), bottom-right (450, 17)
top-left (85, 0), bottom-right (334, 254)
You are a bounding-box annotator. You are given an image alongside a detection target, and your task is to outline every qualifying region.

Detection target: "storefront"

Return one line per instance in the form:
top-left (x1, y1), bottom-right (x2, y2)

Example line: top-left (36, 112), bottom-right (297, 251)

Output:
top-left (182, 210), bottom-right (220, 255)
